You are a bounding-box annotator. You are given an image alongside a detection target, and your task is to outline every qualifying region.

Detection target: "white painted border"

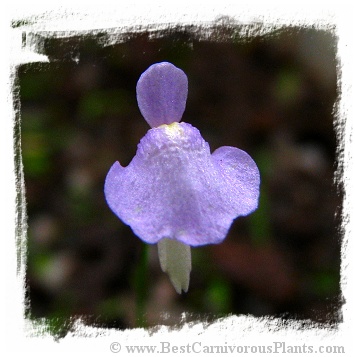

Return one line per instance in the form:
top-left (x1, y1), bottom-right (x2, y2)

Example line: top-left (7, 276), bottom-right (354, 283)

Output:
top-left (2, 1), bottom-right (353, 355)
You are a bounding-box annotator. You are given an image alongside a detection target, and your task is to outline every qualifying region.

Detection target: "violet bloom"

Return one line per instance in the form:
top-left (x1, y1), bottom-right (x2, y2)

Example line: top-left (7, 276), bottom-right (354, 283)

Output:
top-left (104, 62), bottom-right (260, 293)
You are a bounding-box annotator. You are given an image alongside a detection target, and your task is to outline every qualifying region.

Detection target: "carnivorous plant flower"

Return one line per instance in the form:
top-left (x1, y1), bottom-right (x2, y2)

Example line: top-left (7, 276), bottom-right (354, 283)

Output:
top-left (104, 62), bottom-right (260, 293)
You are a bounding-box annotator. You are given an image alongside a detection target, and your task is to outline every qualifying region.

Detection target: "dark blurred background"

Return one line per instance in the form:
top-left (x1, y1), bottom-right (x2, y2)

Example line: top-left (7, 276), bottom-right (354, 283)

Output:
top-left (18, 24), bottom-right (342, 335)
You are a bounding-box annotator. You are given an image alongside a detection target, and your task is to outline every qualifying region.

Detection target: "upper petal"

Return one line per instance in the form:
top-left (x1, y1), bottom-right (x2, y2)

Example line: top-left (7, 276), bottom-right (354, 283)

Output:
top-left (136, 62), bottom-right (188, 128)
top-left (104, 123), bottom-right (260, 246)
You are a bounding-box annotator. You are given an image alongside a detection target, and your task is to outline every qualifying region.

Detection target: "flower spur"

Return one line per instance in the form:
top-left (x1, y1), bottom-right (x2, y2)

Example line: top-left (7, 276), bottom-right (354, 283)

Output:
top-left (104, 62), bottom-right (260, 293)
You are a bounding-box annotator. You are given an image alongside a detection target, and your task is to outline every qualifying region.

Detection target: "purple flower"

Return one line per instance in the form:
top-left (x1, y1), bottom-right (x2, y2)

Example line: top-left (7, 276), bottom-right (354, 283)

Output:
top-left (104, 62), bottom-right (260, 293)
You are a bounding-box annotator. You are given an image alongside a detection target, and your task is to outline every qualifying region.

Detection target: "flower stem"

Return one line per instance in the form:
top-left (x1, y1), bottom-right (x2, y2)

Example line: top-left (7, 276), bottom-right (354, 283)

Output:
top-left (134, 242), bottom-right (149, 328)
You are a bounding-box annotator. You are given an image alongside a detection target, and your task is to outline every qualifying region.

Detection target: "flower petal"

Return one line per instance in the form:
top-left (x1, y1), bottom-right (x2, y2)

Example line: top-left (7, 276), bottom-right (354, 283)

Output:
top-left (136, 62), bottom-right (188, 128)
top-left (212, 146), bottom-right (260, 216)
top-left (104, 122), bottom-right (260, 246)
